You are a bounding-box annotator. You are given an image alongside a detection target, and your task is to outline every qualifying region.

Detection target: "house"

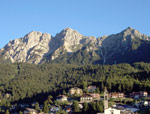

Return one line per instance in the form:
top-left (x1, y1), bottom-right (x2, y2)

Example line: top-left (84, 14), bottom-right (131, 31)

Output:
top-left (99, 106), bottom-right (136, 114)
top-left (109, 92), bottom-right (124, 98)
top-left (31, 102), bottom-right (37, 107)
top-left (124, 107), bottom-right (139, 113)
top-left (88, 85), bottom-right (96, 92)
top-left (130, 92), bottom-right (140, 99)
top-left (141, 100), bottom-right (150, 107)
top-left (142, 101), bottom-right (149, 106)
top-left (105, 106), bottom-right (138, 114)
top-left (56, 95), bottom-right (68, 102)
top-left (5, 93), bottom-right (11, 99)
top-left (11, 113), bottom-right (18, 114)
top-left (90, 93), bottom-right (100, 100)
top-left (65, 105), bottom-right (72, 113)
top-left (79, 103), bottom-right (83, 109)
top-left (98, 88), bottom-right (137, 114)
top-left (10, 104), bottom-right (17, 110)
top-left (38, 112), bottom-right (45, 114)
top-left (115, 105), bottom-right (139, 113)
top-left (130, 91), bottom-right (148, 99)
top-left (69, 87), bottom-right (83, 96)
top-left (49, 112), bottom-right (55, 114)
top-left (80, 94), bottom-right (93, 103)
top-left (19, 103), bottom-right (29, 108)
top-left (121, 110), bottom-right (134, 114)
top-left (139, 91), bottom-right (148, 97)
top-left (104, 107), bottom-right (120, 114)
top-left (50, 105), bottom-right (61, 113)
top-left (24, 108), bottom-right (38, 114)
top-left (65, 107), bottom-right (72, 113)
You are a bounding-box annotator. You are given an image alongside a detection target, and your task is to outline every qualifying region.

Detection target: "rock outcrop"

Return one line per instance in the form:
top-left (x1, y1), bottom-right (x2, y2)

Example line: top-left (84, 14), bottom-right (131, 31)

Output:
top-left (0, 27), bottom-right (150, 64)
top-left (0, 31), bottom-right (51, 64)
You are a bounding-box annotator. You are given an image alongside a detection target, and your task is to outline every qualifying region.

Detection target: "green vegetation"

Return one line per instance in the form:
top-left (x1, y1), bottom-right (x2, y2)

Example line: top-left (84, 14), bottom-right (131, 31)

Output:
top-left (43, 100), bottom-right (49, 113)
top-left (72, 101), bottom-right (79, 112)
top-left (34, 102), bottom-right (40, 112)
top-left (0, 62), bottom-right (150, 101)
top-left (138, 109), bottom-right (150, 114)
top-left (0, 62), bottom-right (150, 113)
top-left (83, 102), bottom-right (89, 112)
top-left (131, 37), bottom-right (141, 50)
top-left (56, 110), bottom-right (68, 114)
top-left (5, 109), bottom-right (10, 114)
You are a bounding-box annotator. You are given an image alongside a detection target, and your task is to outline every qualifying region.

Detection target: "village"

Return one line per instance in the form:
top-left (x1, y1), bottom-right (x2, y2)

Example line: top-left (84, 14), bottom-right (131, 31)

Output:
top-left (6, 85), bottom-right (150, 114)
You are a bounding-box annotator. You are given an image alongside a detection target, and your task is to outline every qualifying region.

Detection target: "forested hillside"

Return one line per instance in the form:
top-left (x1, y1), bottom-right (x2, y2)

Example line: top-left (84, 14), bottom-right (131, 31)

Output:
top-left (0, 62), bottom-right (150, 104)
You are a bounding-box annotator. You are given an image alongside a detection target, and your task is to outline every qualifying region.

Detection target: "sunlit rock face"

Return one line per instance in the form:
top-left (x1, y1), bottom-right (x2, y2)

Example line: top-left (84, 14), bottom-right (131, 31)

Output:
top-left (0, 31), bottom-right (51, 64)
top-left (0, 27), bottom-right (150, 64)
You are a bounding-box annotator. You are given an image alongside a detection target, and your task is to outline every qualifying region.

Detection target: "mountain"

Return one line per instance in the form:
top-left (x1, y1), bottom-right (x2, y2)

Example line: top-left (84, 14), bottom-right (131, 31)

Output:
top-left (0, 27), bottom-right (150, 64)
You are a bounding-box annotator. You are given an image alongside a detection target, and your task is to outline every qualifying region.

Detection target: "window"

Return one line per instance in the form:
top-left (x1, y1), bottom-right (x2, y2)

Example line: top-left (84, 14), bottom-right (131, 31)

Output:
top-left (110, 110), bottom-right (114, 114)
top-left (105, 96), bottom-right (107, 100)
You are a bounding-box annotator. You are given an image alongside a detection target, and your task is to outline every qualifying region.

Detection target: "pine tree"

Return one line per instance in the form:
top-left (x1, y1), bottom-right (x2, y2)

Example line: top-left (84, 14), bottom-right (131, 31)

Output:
top-left (96, 101), bottom-right (103, 112)
top-left (63, 90), bottom-right (66, 95)
top-left (35, 102), bottom-right (40, 112)
top-left (43, 101), bottom-right (49, 113)
top-left (72, 101), bottom-right (79, 112)
top-left (83, 102), bottom-right (89, 111)
top-left (96, 87), bottom-right (100, 93)
top-left (47, 95), bottom-right (53, 104)
top-left (56, 110), bottom-right (68, 114)
top-left (19, 111), bottom-right (23, 114)
top-left (5, 109), bottom-right (10, 114)
top-left (82, 81), bottom-right (87, 90)
top-left (100, 81), bottom-right (104, 92)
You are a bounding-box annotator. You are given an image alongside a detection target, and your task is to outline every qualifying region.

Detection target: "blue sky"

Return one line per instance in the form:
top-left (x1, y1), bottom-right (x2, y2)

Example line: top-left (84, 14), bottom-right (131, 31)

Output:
top-left (0, 0), bottom-right (150, 48)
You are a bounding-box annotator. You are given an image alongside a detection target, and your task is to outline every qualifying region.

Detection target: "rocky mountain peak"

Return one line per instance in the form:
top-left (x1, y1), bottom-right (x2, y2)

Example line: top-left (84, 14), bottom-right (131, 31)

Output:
top-left (122, 27), bottom-right (136, 35)
top-left (0, 27), bottom-right (150, 64)
top-left (22, 31), bottom-right (51, 45)
top-left (57, 27), bottom-right (82, 38)
top-left (122, 27), bottom-right (142, 37)
top-left (25, 31), bottom-right (51, 40)
top-left (119, 27), bottom-right (149, 40)
top-left (0, 31), bottom-right (52, 64)
top-left (25, 31), bottom-right (42, 36)
top-left (49, 28), bottom-right (85, 60)
top-left (63, 27), bottom-right (74, 32)
top-left (54, 28), bottom-right (83, 45)
top-left (126, 26), bottom-right (133, 30)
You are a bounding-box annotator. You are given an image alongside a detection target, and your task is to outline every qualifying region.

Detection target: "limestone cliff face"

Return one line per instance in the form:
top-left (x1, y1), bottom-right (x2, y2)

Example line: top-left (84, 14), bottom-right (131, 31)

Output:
top-left (0, 28), bottom-right (98, 64)
top-left (0, 31), bottom-right (51, 64)
top-left (100, 27), bottom-right (150, 64)
top-left (49, 28), bottom-right (97, 60)
top-left (0, 27), bottom-right (150, 64)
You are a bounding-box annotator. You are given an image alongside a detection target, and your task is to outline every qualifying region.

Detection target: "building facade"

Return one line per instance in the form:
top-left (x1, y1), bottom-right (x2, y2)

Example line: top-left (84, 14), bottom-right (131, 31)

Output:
top-left (80, 94), bottom-right (93, 103)
top-left (104, 87), bottom-right (109, 110)
top-left (109, 93), bottom-right (124, 98)
top-left (69, 87), bottom-right (83, 96)
top-left (88, 86), bottom-right (97, 92)
top-left (130, 91), bottom-right (148, 99)
top-left (104, 107), bottom-right (120, 114)
top-left (90, 93), bottom-right (100, 100)
top-left (56, 95), bottom-right (68, 102)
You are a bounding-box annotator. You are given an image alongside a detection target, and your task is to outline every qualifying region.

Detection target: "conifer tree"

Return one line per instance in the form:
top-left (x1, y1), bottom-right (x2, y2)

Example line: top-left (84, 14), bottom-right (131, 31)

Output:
top-left (72, 101), bottom-right (79, 112)
top-left (5, 109), bottom-right (10, 114)
top-left (35, 102), bottom-right (40, 112)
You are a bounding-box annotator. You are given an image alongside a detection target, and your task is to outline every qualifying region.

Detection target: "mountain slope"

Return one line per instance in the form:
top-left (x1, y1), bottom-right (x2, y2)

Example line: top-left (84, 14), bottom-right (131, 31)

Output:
top-left (0, 31), bottom-right (51, 64)
top-left (99, 27), bottom-right (150, 64)
top-left (0, 27), bottom-right (150, 64)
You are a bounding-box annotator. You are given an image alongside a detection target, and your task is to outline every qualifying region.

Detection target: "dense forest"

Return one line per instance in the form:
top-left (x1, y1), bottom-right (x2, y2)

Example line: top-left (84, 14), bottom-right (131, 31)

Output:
top-left (0, 62), bottom-right (150, 105)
